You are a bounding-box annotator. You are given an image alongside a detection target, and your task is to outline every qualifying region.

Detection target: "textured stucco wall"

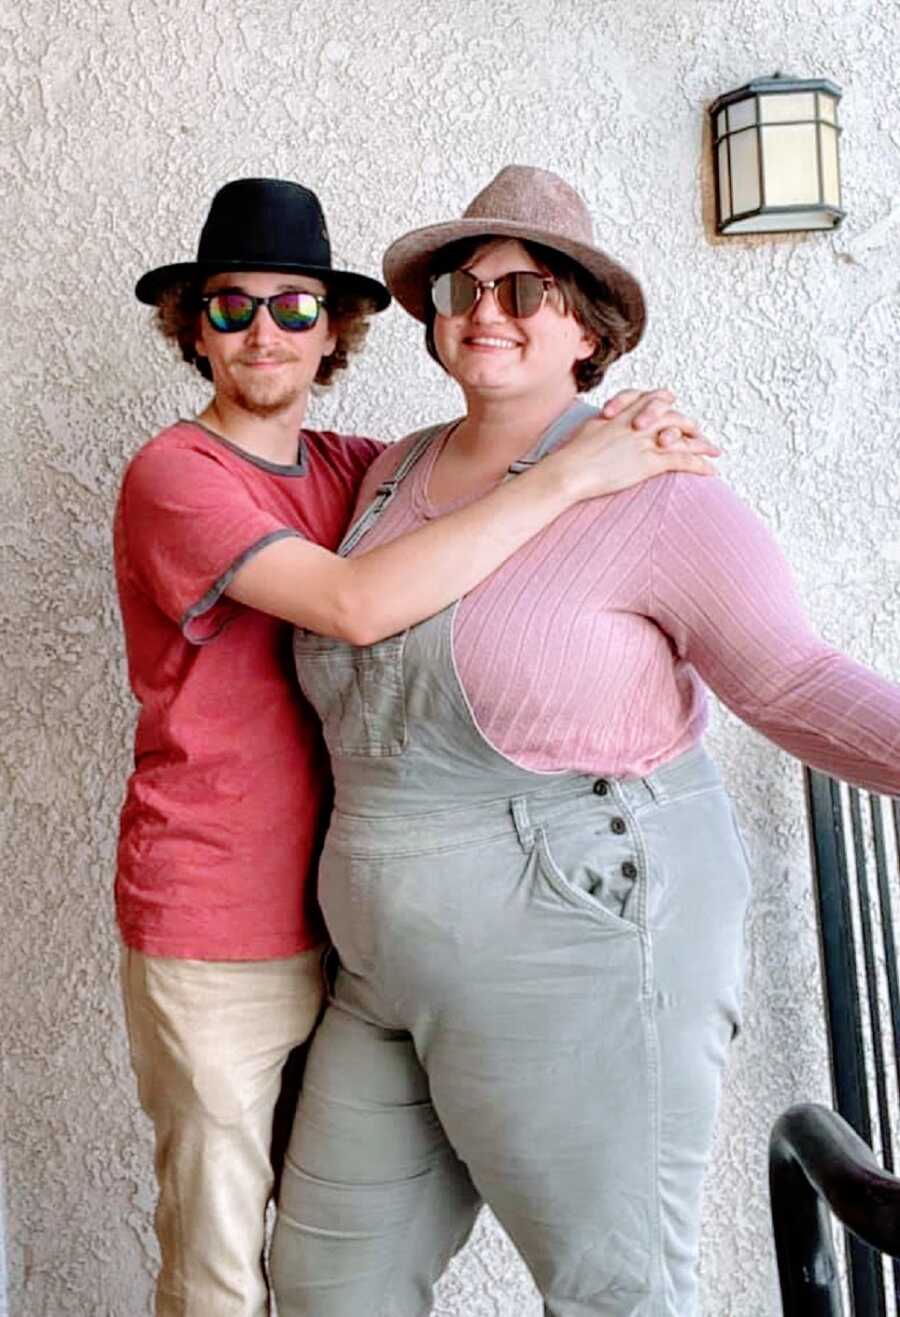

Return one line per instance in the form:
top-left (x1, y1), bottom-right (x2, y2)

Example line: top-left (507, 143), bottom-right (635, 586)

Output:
top-left (3, 1), bottom-right (899, 1313)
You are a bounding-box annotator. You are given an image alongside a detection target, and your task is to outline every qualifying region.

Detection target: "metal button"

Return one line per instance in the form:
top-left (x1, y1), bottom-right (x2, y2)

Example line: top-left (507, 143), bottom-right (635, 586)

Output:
top-left (610, 816), bottom-right (627, 835)
top-left (621, 861), bottom-right (638, 879)
top-left (593, 779), bottom-right (609, 796)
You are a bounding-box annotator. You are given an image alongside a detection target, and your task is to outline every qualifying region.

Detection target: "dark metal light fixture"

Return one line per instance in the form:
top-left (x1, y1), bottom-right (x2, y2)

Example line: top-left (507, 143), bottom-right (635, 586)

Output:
top-left (710, 74), bottom-right (844, 235)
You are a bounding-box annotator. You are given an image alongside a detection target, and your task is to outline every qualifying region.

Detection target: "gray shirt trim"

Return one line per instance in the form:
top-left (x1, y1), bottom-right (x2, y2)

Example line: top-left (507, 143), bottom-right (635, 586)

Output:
top-left (181, 528), bottom-right (303, 644)
top-left (181, 418), bottom-right (309, 476)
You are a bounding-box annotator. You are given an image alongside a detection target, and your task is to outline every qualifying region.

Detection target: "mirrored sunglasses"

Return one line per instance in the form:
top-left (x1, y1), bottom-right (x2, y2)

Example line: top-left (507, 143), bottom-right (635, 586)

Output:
top-left (430, 269), bottom-right (555, 320)
top-left (201, 289), bottom-right (327, 333)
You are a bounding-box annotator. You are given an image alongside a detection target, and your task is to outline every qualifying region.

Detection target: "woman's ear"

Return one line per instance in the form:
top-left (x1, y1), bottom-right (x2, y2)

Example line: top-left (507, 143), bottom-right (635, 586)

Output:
top-left (574, 329), bottom-right (598, 363)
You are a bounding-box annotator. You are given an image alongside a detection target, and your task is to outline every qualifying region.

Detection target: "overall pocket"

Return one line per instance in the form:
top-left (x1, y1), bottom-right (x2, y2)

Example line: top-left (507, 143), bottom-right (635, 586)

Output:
top-left (293, 629), bottom-right (408, 757)
top-left (317, 850), bottom-right (378, 977)
top-left (535, 801), bottom-right (645, 931)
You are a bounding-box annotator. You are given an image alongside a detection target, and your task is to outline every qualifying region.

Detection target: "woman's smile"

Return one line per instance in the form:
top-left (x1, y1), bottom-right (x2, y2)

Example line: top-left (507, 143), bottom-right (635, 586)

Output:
top-left (462, 334), bottom-right (522, 351)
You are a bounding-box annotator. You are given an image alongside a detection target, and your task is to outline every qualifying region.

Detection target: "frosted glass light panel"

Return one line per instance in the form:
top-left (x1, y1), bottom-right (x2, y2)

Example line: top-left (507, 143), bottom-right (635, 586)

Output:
top-left (710, 77), bottom-right (844, 235)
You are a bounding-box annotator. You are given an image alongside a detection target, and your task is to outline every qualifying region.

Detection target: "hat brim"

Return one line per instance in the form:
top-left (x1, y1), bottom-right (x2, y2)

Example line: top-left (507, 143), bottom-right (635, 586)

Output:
top-left (383, 218), bottom-right (646, 351)
top-left (135, 260), bottom-right (391, 310)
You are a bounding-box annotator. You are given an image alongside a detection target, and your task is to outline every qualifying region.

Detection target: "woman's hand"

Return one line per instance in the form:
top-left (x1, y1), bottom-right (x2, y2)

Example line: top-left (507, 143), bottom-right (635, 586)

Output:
top-left (544, 389), bottom-right (720, 503)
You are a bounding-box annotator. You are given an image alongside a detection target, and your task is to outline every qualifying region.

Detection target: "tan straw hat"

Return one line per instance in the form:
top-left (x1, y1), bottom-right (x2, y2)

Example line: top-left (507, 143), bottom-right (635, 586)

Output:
top-left (382, 165), bottom-right (646, 350)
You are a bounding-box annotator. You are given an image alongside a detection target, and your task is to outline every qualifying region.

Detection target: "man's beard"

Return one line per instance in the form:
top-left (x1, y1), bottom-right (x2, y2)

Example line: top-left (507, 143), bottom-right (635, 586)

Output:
top-left (229, 369), bottom-right (305, 418)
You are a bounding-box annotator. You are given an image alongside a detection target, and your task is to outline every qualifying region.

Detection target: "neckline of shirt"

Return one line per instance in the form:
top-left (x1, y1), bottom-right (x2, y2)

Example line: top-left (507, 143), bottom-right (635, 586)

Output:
top-left (182, 418), bottom-right (309, 477)
top-left (409, 400), bottom-right (587, 520)
top-left (410, 419), bottom-right (509, 520)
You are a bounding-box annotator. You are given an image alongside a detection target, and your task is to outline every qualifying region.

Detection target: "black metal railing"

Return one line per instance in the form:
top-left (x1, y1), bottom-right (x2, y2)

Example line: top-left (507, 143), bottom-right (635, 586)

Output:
top-left (770, 771), bottom-right (900, 1314)
top-left (770, 1104), bottom-right (900, 1315)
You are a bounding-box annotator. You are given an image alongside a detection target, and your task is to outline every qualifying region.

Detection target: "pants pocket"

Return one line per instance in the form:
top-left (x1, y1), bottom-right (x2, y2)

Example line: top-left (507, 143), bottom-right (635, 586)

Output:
top-left (318, 853), bottom-right (378, 976)
top-left (536, 820), bottom-right (644, 930)
top-left (293, 630), bottom-right (407, 757)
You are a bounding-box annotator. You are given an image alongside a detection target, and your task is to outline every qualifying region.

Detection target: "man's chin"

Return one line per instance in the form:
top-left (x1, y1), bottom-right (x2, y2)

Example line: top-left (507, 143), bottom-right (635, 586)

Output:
top-left (234, 385), bottom-right (304, 418)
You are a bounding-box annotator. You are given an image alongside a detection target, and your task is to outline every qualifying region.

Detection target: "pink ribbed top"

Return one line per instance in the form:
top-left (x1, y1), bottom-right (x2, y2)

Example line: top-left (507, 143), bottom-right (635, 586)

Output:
top-left (350, 424), bottom-right (900, 795)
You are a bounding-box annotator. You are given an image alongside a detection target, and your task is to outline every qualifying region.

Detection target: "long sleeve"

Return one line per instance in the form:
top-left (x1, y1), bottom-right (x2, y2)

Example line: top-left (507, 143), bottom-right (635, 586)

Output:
top-left (649, 473), bottom-right (900, 795)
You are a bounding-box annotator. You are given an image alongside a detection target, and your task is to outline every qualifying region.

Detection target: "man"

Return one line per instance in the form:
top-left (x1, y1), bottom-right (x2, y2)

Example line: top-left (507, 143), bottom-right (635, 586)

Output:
top-left (115, 175), bottom-right (709, 1316)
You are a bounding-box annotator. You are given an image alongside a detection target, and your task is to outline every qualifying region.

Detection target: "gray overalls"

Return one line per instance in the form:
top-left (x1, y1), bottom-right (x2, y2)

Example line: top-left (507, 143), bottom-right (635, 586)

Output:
top-left (271, 405), bottom-right (750, 1317)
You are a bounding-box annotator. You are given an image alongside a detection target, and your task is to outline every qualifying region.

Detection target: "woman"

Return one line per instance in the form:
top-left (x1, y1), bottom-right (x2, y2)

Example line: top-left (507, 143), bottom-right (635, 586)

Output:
top-left (270, 166), bottom-right (900, 1316)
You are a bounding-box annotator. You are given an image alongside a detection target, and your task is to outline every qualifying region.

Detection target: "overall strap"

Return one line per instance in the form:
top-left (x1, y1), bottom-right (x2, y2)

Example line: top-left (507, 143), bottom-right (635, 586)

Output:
top-left (507, 400), bottom-right (597, 474)
top-left (337, 423), bottom-right (449, 556)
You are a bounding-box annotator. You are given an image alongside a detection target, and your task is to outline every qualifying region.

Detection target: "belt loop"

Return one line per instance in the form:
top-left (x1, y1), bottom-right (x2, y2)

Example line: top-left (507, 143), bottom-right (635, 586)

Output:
top-left (510, 796), bottom-right (535, 852)
top-left (617, 774), bottom-right (660, 810)
top-left (642, 771), bottom-right (665, 807)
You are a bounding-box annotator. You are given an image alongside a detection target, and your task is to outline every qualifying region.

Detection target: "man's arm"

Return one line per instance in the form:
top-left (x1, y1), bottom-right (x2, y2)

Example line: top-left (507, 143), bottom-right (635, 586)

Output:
top-left (226, 391), bottom-right (718, 645)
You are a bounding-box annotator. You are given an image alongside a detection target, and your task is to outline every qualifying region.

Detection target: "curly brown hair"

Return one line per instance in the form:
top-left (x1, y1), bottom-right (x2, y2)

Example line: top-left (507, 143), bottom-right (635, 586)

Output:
top-left (154, 280), bottom-right (378, 387)
top-left (423, 237), bottom-right (632, 392)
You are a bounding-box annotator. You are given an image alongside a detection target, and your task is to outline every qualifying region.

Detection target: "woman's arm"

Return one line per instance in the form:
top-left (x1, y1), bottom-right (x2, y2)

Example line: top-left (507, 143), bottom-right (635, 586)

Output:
top-left (227, 392), bottom-right (718, 646)
top-left (650, 474), bottom-right (900, 795)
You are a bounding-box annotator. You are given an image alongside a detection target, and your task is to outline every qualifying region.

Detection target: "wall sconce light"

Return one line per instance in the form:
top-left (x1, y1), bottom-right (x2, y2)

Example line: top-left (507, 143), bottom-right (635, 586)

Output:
top-left (710, 74), bottom-right (844, 235)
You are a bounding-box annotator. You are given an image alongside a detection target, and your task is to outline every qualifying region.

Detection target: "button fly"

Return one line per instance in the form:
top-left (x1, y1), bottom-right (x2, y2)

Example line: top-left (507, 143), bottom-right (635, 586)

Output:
top-left (593, 779), bottom-right (609, 796)
top-left (610, 817), bottom-right (627, 835)
top-left (621, 861), bottom-right (638, 879)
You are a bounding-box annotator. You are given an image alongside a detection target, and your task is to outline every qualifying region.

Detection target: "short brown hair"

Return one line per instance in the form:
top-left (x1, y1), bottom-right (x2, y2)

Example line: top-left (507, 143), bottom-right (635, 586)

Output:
top-left (154, 280), bottom-right (377, 387)
top-left (423, 237), bottom-right (632, 392)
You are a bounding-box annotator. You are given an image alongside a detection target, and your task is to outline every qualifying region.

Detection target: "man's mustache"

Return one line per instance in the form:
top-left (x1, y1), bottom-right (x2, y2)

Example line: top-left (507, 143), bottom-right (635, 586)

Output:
top-left (236, 353), bottom-right (298, 365)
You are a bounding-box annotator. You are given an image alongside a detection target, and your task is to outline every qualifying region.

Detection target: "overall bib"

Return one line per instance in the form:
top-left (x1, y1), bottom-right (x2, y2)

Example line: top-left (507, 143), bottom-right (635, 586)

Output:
top-left (271, 406), bottom-right (750, 1317)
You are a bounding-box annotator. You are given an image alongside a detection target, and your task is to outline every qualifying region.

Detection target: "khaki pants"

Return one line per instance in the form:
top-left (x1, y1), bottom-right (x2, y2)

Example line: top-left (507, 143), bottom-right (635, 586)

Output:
top-left (121, 947), bottom-right (324, 1317)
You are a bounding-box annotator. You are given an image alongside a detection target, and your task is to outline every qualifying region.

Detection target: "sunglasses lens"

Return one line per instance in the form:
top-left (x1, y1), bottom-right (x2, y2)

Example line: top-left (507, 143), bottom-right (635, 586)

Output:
top-left (497, 272), bottom-right (546, 318)
top-left (269, 291), bottom-right (322, 332)
top-left (431, 271), bottom-right (478, 317)
top-left (205, 293), bottom-right (255, 332)
top-left (431, 271), bottom-right (548, 319)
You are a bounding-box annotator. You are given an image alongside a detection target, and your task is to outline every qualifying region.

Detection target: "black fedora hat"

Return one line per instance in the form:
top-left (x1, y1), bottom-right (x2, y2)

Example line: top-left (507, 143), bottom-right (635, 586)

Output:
top-left (135, 177), bottom-right (391, 310)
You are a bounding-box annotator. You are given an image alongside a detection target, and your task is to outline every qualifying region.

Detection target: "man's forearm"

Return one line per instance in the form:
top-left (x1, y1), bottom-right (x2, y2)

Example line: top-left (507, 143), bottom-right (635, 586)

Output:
top-left (225, 391), bottom-right (715, 640)
top-left (334, 457), bottom-right (575, 645)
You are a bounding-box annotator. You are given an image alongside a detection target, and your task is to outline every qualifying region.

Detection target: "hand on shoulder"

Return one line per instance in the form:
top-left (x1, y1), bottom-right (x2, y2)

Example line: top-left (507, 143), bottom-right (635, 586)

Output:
top-left (548, 389), bottom-right (721, 503)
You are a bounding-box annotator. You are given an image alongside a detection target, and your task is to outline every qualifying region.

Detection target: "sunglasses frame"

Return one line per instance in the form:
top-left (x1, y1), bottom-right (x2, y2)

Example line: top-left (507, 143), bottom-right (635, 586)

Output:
top-left (430, 269), bottom-right (556, 320)
top-left (201, 289), bottom-right (328, 334)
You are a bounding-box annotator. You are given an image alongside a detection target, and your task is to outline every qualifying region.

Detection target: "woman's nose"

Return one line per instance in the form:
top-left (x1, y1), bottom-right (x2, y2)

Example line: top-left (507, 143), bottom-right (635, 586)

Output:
top-left (469, 282), bottom-right (505, 322)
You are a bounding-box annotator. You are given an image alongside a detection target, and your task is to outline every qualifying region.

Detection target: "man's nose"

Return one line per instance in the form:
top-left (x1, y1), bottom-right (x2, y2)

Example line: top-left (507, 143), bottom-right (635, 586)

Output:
top-left (245, 303), bottom-right (282, 343)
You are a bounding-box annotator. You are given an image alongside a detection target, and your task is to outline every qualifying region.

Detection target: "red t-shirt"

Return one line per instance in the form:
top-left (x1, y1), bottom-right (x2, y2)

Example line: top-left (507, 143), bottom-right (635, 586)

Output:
top-left (113, 420), bottom-right (382, 960)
